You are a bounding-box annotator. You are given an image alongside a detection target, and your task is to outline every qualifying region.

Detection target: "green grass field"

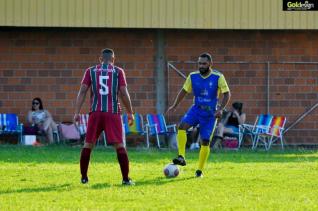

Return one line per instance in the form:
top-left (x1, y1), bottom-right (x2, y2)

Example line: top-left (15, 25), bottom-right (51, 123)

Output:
top-left (0, 145), bottom-right (317, 210)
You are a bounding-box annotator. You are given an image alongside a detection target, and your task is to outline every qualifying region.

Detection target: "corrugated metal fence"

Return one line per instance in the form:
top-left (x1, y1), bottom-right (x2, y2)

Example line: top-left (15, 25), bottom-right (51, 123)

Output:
top-left (0, 0), bottom-right (317, 29)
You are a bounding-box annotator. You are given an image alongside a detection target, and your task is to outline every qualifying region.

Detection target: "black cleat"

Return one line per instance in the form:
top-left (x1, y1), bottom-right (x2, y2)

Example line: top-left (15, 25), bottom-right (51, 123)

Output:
top-left (122, 178), bottom-right (135, 186)
top-left (172, 155), bottom-right (187, 166)
top-left (81, 177), bottom-right (89, 184)
top-left (195, 170), bottom-right (203, 178)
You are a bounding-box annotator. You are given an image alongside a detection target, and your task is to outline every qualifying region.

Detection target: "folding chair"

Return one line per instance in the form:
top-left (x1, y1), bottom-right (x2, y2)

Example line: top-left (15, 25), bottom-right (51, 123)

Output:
top-left (254, 116), bottom-right (287, 150)
top-left (239, 114), bottom-right (273, 149)
top-left (53, 130), bottom-right (60, 143)
top-left (122, 113), bottom-right (148, 148)
top-left (145, 114), bottom-right (176, 148)
top-left (0, 113), bottom-right (23, 144)
top-left (78, 114), bottom-right (107, 146)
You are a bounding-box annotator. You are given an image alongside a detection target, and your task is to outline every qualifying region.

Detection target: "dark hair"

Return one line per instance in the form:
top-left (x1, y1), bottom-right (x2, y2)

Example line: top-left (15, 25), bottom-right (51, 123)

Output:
top-left (31, 97), bottom-right (44, 111)
top-left (199, 53), bottom-right (212, 62)
top-left (101, 48), bottom-right (115, 62)
top-left (232, 102), bottom-right (243, 114)
top-left (101, 48), bottom-right (114, 56)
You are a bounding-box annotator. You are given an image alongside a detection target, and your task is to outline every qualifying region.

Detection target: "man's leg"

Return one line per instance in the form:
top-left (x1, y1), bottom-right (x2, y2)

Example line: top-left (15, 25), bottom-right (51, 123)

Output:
top-left (196, 117), bottom-right (217, 177)
top-left (80, 112), bottom-right (101, 184)
top-left (176, 122), bottom-right (190, 158)
top-left (106, 113), bottom-right (134, 185)
top-left (80, 143), bottom-right (94, 183)
top-left (196, 140), bottom-right (210, 177)
top-left (173, 107), bottom-right (198, 166)
top-left (172, 123), bottom-right (191, 166)
top-left (114, 142), bottom-right (134, 185)
top-left (114, 143), bottom-right (131, 184)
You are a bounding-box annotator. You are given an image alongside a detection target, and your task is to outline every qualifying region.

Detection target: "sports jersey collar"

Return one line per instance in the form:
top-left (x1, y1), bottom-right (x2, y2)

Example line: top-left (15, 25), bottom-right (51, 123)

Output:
top-left (101, 62), bottom-right (114, 70)
top-left (200, 68), bottom-right (213, 79)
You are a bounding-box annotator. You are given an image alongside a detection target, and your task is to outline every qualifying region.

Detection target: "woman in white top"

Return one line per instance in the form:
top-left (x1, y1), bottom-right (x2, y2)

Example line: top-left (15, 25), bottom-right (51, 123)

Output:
top-left (27, 98), bottom-right (57, 144)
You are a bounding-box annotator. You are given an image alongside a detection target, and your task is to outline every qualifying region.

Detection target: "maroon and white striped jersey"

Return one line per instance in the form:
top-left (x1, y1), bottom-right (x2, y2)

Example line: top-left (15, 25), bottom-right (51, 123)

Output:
top-left (81, 63), bottom-right (127, 113)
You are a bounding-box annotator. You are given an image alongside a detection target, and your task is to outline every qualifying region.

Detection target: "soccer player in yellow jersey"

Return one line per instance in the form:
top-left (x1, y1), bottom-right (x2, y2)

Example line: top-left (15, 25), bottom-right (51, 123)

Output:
top-left (166, 53), bottom-right (231, 177)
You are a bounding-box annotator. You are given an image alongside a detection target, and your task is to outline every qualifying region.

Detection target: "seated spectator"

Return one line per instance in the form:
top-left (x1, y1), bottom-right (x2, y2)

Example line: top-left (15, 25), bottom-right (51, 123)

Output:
top-left (214, 102), bottom-right (246, 144)
top-left (27, 97), bottom-right (58, 144)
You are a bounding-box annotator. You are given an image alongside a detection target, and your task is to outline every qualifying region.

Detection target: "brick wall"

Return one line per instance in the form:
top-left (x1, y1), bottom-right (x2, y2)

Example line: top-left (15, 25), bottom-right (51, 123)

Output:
top-left (0, 28), bottom-right (157, 122)
top-left (0, 28), bottom-right (317, 144)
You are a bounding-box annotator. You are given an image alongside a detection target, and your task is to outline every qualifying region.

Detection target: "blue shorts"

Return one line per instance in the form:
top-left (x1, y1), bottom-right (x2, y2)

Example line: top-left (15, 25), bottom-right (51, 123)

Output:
top-left (225, 125), bottom-right (239, 134)
top-left (181, 105), bottom-right (217, 141)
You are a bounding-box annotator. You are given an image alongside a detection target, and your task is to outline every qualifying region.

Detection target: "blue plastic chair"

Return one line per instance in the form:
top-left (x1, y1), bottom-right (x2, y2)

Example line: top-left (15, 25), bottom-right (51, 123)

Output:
top-left (0, 113), bottom-right (23, 144)
top-left (239, 114), bottom-right (273, 149)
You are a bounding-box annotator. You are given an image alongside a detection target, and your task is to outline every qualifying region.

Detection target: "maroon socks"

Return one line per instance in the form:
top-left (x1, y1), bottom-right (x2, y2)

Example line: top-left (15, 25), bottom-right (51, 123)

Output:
top-left (80, 147), bottom-right (129, 181)
top-left (116, 147), bottom-right (129, 181)
top-left (80, 148), bottom-right (92, 179)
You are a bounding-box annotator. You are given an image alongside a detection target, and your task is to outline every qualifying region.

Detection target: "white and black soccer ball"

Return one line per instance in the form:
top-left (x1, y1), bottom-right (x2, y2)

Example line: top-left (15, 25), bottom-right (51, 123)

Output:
top-left (163, 163), bottom-right (179, 178)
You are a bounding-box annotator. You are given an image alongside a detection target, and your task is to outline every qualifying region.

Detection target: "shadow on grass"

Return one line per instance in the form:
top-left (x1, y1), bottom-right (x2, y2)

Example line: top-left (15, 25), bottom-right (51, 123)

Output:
top-left (114, 176), bottom-right (195, 188)
top-left (0, 184), bottom-right (71, 195)
top-left (90, 176), bottom-right (195, 189)
top-left (0, 145), bottom-right (317, 164)
top-left (90, 183), bottom-right (112, 189)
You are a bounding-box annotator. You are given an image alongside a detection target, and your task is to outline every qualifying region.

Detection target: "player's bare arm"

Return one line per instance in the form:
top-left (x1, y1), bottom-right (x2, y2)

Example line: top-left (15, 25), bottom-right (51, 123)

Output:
top-left (74, 84), bottom-right (89, 123)
top-left (215, 91), bottom-right (231, 119)
top-left (166, 88), bottom-right (188, 114)
top-left (119, 86), bottom-right (134, 124)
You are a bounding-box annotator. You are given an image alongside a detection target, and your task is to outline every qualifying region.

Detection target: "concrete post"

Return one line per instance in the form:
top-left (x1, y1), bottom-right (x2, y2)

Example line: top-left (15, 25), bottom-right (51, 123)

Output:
top-left (155, 30), bottom-right (166, 114)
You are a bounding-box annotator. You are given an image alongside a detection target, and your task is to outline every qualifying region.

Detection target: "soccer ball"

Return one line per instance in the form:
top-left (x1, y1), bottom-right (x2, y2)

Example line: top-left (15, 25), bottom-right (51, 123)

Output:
top-left (163, 164), bottom-right (179, 178)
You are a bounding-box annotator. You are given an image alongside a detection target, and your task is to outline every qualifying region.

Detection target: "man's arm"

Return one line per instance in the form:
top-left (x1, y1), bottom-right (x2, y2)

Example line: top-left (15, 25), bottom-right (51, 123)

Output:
top-left (166, 88), bottom-right (188, 113)
top-left (119, 86), bottom-right (134, 125)
top-left (74, 84), bottom-right (89, 123)
top-left (166, 74), bottom-right (191, 114)
top-left (215, 91), bottom-right (231, 119)
top-left (216, 72), bottom-right (231, 119)
top-left (219, 91), bottom-right (231, 111)
top-left (119, 86), bottom-right (134, 114)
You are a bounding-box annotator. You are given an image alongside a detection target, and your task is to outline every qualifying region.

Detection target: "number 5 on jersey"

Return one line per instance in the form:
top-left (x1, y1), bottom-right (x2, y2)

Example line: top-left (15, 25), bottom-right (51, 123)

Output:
top-left (99, 76), bottom-right (109, 95)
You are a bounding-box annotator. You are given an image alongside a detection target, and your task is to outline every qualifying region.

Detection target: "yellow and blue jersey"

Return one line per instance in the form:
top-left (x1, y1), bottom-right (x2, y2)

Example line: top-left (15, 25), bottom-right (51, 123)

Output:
top-left (180, 69), bottom-right (230, 141)
top-left (183, 69), bottom-right (229, 110)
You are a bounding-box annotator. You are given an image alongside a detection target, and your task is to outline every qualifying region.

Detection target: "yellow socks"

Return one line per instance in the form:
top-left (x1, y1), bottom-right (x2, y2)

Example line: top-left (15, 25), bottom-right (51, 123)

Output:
top-left (177, 129), bottom-right (187, 158)
top-left (198, 145), bottom-right (210, 171)
top-left (176, 129), bottom-right (210, 171)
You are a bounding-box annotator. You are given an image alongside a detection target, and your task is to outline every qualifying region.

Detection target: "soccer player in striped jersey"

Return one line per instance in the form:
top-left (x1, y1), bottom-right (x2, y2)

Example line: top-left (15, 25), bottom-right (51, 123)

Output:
top-left (74, 48), bottom-right (135, 185)
top-left (166, 53), bottom-right (231, 178)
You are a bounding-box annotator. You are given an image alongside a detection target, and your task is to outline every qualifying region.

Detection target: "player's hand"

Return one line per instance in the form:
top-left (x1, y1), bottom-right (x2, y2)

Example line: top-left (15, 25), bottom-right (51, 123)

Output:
top-left (127, 113), bottom-right (134, 126)
top-left (73, 113), bottom-right (80, 125)
top-left (214, 108), bottom-right (223, 119)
